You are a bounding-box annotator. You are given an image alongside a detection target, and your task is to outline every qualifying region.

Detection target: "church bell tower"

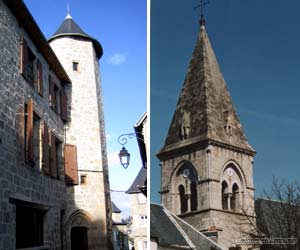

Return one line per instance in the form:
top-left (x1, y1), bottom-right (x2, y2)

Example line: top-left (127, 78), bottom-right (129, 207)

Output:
top-left (157, 17), bottom-right (256, 250)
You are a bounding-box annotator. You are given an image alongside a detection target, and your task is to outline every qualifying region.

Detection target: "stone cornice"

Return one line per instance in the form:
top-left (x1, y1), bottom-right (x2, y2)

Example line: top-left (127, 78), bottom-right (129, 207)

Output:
top-left (157, 138), bottom-right (256, 161)
top-left (178, 207), bottom-right (256, 219)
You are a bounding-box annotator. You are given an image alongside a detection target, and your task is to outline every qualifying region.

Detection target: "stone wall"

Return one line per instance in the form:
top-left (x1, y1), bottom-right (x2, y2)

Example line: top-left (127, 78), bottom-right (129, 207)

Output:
top-left (50, 36), bottom-right (111, 250)
top-left (130, 193), bottom-right (147, 250)
top-left (0, 1), bottom-right (67, 249)
top-left (161, 144), bottom-right (255, 250)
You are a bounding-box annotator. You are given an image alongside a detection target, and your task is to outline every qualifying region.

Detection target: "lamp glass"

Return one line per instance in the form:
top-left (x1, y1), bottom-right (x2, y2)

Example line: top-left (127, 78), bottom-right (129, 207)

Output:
top-left (119, 146), bottom-right (130, 169)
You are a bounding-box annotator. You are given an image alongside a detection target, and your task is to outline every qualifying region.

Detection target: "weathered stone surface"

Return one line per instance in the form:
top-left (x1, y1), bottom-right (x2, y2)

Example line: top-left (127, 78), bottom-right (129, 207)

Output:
top-left (159, 23), bottom-right (256, 250)
top-left (0, 1), bottom-right (111, 249)
top-left (50, 33), bottom-right (111, 250)
top-left (158, 25), bottom-right (255, 158)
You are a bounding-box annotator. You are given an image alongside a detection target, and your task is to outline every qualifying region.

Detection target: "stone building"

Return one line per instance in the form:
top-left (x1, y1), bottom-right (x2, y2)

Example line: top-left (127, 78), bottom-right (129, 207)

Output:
top-left (127, 114), bottom-right (147, 250)
top-left (156, 18), bottom-right (256, 250)
top-left (111, 202), bottom-right (129, 250)
top-left (0, 0), bottom-right (111, 249)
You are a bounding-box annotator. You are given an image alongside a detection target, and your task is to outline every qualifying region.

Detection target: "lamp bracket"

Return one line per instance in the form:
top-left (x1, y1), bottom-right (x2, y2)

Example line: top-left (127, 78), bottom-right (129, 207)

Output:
top-left (118, 132), bottom-right (144, 146)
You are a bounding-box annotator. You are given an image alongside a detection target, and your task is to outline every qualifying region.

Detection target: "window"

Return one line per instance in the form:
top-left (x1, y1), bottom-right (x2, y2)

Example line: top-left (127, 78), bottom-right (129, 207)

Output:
top-left (42, 123), bottom-right (50, 175)
top-left (49, 134), bottom-right (61, 179)
top-left (16, 206), bottom-right (45, 249)
top-left (222, 181), bottom-right (229, 210)
top-left (179, 185), bottom-right (188, 213)
top-left (20, 38), bottom-right (35, 85)
top-left (73, 61), bottom-right (79, 71)
top-left (54, 84), bottom-right (61, 114)
top-left (138, 215), bottom-right (147, 227)
top-left (231, 183), bottom-right (239, 211)
top-left (80, 175), bottom-right (87, 185)
top-left (190, 181), bottom-right (197, 211)
top-left (49, 76), bottom-right (63, 115)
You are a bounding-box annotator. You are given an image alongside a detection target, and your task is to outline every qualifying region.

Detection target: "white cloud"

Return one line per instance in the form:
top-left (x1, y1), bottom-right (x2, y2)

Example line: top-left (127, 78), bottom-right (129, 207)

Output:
top-left (106, 134), bottom-right (112, 141)
top-left (111, 192), bottom-right (131, 218)
top-left (108, 53), bottom-right (127, 65)
top-left (108, 151), bottom-right (120, 167)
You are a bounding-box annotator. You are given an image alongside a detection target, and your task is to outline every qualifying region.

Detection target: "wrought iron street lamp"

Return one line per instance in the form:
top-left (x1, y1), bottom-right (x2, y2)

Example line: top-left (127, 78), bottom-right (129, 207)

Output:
top-left (117, 132), bottom-right (144, 169)
top-left (118, 146), bottom-right (130, 169)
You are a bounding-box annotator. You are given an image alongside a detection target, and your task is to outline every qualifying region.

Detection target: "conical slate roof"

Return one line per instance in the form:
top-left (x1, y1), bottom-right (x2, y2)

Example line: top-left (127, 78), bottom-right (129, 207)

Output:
top-left (158, 22), bottom-right (255, 157)
top-left (48, 15), bottom-right (103, 59)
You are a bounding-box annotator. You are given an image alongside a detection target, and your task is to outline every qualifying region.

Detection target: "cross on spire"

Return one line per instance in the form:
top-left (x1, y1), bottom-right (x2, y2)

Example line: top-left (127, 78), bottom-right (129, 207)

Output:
top-left (194, 0), bottom-right (210, 26)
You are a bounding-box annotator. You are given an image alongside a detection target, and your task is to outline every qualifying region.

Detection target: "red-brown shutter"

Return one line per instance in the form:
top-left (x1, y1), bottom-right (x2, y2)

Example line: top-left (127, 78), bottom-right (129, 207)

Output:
top-left (20, 37), bottom-right (27, 74)
top-left (60, 89), bottom-right (68, 122)
top-left (26, 99), bottom-right (34, 164)
top-left (64, 144), bottom-right (78, 185)
top-left (49, 76), bottom-right (55, 108)
top-left (37, 61), bottom-right (43, 96)
top-left (17, 105), bottom-right (25, 162)
top-left (42, 122), bottom-right (50, 175)
top-left (50, 133), bottom-right (57, 178)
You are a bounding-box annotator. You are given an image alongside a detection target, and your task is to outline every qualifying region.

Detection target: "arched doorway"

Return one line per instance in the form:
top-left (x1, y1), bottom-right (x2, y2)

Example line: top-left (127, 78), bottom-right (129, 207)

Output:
top-left (71, 226), bottom-right (88, 250)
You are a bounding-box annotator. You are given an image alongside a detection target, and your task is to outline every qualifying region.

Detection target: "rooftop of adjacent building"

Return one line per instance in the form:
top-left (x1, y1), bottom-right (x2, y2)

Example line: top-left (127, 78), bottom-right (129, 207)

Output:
top-left (126, 166), bottom-right (147, 194)
top-left (151, 203), bottom-right (224, 250)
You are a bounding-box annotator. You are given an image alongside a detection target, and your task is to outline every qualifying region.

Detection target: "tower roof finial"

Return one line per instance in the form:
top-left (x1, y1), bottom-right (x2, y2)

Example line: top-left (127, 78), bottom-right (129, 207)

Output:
top-left (194, 0), bottom-right (210, 26)
top-left (66, 2), bottom-right (72, 19)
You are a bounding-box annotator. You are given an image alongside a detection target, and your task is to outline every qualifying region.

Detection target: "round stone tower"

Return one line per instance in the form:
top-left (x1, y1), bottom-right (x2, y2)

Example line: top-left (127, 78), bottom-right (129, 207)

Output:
top-left (49, 13), bottom-right (112, 250)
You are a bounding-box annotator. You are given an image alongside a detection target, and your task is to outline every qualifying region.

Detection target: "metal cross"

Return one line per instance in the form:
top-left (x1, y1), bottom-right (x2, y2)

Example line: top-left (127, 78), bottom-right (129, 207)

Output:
top-left (194, 0), bottom-right (210, 19)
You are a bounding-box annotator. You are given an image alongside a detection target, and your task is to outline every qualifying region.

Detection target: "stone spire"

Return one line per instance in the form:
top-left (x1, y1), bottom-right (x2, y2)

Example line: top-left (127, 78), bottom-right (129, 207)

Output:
top-left (158, 22), bottom-right (255, 157)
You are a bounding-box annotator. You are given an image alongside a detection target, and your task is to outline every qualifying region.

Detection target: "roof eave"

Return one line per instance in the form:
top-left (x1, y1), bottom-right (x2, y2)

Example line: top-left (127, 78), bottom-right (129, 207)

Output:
top-left (48, 33), bottom-right (103, 59)
top-left (4, 0), bottom-right (71, 84)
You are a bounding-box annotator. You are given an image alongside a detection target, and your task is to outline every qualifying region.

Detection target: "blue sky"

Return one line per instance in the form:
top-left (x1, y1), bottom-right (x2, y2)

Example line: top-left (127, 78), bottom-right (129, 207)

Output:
top-left (24, 0), bottom-right (147, 217)
top-left (151, 0), bottom-right (300, 203)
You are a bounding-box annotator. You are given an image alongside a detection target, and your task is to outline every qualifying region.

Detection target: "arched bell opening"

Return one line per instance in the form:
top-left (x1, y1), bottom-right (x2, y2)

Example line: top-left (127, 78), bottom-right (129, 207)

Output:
top-left (171, 160), bottom-right (199, 214)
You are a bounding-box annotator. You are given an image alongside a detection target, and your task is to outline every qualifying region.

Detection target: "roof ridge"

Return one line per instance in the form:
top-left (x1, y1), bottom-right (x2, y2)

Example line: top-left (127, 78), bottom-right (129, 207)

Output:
top-left (163, 208), bottom-right (196, 249)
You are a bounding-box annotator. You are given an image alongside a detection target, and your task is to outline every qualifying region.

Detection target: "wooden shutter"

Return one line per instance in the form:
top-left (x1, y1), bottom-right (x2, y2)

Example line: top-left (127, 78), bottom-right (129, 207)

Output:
top-left (17, 105), bottom-right (25, 162)
top-left (49, 76), bottom-right (55, 108)
top-left (37, 61), bottom-right (43, 96)
top-left (60, 89), bottom-right (68, 122)
top-left (64, 144), bottom-right (78, 185)
top-left (26, 99), bottom-right (34, 163)
top-left (50, 133), bottom-right (57, 178)
top-left (42, 122), bottom-right (50, 175)
top-left (20, 37), bottom-right (27, 74)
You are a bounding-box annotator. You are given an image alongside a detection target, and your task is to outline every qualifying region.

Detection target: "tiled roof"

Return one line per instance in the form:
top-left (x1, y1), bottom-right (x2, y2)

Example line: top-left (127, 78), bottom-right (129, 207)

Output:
top-left (126, 166), bottom-right (147, 194)
top-left (111, 201), bottom-right (121, 213)
top-left (151, 203), bottom-right (224, 250)
top-left (151, 204), bottom-right (189, 247)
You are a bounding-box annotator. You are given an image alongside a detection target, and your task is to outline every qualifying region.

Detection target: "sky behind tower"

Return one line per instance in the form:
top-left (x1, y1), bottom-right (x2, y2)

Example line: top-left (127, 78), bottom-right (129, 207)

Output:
top-left (151, 0), bottom-right (300, 203)
top-left (24, 0), bottom-right (147, 217)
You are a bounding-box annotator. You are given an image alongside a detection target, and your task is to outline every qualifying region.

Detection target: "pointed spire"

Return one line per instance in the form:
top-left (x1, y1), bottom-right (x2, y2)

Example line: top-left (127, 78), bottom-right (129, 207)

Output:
top-left (49, 9), bottom-right (103, 59)
top-left (65, 2), bottom-right (72, 19)
top-left (158, 24), bottom-right (255, 156)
